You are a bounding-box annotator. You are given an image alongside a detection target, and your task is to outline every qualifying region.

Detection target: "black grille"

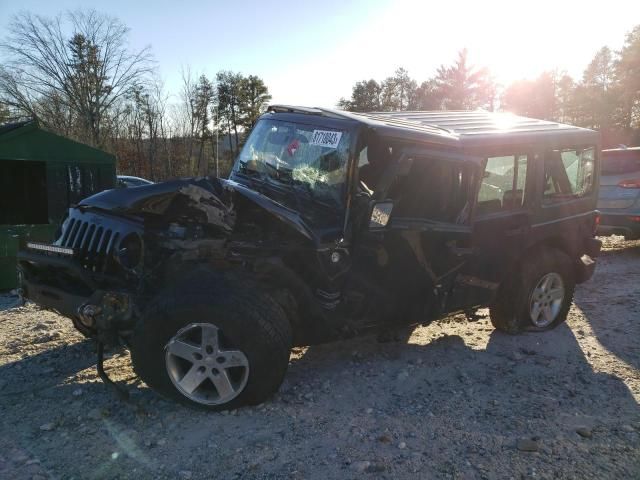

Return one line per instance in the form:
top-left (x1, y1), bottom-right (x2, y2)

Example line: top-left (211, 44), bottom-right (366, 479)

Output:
top-left (56, 209), bottom-right (140, 272)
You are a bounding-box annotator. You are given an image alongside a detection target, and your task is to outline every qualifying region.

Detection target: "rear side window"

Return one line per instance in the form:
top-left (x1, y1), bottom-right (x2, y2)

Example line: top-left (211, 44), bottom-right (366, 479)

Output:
top-left (601, 152), bottom-right (640, 175)
top-left (543, 147), bottom-right (595, 203)
top-left (476, 154), bottom-right (528, 216)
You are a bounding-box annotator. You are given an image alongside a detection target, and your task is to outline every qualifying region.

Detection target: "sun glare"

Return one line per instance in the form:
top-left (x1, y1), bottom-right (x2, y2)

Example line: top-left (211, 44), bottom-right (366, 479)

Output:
top-left (493, 113), bottom-right (519, 130)
top-left (269, 0), bottom-right (640, 106)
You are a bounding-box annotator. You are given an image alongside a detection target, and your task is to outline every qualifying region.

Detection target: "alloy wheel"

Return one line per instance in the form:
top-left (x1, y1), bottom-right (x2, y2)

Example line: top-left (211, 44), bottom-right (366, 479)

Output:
top-left (529, 272), bottom-right (565, 328)
top-left (165, 323), bottom-right (249, 405)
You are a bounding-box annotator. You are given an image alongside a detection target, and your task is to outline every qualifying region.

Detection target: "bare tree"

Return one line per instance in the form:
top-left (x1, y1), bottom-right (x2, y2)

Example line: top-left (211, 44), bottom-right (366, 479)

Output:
top-left (180, 66), bottom-right (199, 173)
top-left (0, 9), bottom-right (153, 147)
top-left (194, 75), bottom-right (214, 176)
top-left (176, 68), bottom-right (216, 176)
top-left (138, 78), bottom-right (168, 180)
top-left (149, 78), bottom-right (171, 179)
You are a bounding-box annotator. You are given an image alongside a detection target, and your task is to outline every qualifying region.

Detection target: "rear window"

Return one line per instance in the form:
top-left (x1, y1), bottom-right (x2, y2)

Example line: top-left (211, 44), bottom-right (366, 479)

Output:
top-left (601, 151), bottom-right (640, 175)
top-left (543, 147), bottom-right (595, 203)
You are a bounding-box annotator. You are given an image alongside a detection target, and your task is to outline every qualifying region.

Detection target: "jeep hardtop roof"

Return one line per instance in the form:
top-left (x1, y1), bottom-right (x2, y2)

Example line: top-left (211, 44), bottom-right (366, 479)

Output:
top-left (267, 105), bottom-right (599, 149)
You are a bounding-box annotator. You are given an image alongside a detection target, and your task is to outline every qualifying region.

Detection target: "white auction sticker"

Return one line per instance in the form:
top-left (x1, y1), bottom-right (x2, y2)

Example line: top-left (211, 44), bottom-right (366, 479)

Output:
top-left (310, 130), bottom-right (343, 148)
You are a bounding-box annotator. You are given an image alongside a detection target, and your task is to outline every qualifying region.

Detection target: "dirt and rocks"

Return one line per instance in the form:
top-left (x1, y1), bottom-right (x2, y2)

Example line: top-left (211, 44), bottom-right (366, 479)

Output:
top-left (1, 237), bottom-right (639, 479)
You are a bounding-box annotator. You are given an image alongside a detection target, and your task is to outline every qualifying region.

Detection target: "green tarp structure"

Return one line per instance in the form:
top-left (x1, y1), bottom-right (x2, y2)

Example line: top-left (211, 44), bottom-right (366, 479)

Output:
top-left (0, 121), bottom-right (116, 290)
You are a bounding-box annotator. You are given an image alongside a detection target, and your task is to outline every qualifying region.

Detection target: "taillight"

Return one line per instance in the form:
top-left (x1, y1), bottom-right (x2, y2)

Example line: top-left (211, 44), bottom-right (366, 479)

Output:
top-left (617, 178), bottom-right (640, 188)
top-left (593, 213), bottom-right (600, 236)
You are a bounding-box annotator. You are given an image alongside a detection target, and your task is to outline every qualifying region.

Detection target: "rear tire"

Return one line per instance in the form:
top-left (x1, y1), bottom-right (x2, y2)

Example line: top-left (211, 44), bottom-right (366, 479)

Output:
top-left (490, 249), bottom-right (575, 334)
top-left (129, 270), bottom-right (292, 410)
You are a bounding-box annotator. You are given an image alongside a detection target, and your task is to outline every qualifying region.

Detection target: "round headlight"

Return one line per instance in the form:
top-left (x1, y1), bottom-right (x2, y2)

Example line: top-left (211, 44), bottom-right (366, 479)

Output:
top-left (116, 233), bottom-right (143, 270)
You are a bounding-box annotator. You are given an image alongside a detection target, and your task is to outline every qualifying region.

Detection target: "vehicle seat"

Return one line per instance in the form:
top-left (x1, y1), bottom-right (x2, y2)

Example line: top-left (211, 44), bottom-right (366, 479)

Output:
top-left (359, 138), bottom-right (391, 190)
top-left (475, 199), bottom-right (502, 216)
top-left (502, 189), bottom-right (523, 209)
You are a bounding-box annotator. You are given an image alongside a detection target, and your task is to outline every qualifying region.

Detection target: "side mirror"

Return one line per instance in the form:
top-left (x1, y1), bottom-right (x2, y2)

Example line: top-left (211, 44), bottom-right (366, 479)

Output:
top-left (369, 200), bottom-right (394, 230)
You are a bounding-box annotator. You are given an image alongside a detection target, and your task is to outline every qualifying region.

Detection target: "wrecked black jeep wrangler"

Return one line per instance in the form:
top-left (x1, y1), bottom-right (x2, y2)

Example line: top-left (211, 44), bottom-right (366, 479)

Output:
top-left (18, 107), bottom-right (602, 409)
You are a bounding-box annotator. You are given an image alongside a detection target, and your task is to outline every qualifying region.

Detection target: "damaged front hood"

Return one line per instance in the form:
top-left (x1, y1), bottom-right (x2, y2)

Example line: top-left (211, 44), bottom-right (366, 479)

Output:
top-left (80, 177), bottom-right (234, 232)
top-left (80, 177), bottom-right (316, 242)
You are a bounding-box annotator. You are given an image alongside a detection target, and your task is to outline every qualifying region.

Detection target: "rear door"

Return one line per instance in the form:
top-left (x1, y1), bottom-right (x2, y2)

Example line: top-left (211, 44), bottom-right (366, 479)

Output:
top-left (447, 150), bottom-right (534, 311)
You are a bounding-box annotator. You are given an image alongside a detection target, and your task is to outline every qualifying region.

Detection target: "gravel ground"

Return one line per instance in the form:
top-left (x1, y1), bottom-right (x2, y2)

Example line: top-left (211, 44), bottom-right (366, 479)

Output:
top-left (1, 236), bottom-right (639, 480)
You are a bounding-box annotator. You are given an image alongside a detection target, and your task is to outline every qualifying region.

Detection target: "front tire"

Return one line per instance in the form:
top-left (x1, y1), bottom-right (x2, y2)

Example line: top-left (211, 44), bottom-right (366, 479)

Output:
top-left (490, 249), bottom-right (575, 334)
top-left (129, 271), bottom-right (292, 410)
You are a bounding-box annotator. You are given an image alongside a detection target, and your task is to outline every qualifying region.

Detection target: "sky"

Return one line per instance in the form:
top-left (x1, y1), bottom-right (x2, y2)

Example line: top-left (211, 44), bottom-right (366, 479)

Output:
top-left (1, 0), bottom-right (639, 108)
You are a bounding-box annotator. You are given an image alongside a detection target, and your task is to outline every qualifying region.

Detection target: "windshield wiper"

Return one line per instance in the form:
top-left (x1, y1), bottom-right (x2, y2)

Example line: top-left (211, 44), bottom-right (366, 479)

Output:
top-left (263, 160), bottom-right (294, 183)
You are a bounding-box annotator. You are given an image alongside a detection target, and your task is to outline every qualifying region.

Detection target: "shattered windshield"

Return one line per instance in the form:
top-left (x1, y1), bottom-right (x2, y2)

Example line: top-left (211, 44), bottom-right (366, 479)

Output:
top-left (234, 119), bottom-right (352, 207)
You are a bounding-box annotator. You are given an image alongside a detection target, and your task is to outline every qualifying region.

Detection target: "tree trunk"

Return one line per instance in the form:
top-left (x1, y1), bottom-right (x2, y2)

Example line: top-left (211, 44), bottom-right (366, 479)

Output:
top-left (230, 101), bottom-right (240, 150)
top-left (197, 137), bottom-right (206, 176)
top-left (147, 115), bottom-right (156, 181)
top-left (226, 116), bottom-right (234, 157)
top-left (210, 130), bottom-right (218, 177)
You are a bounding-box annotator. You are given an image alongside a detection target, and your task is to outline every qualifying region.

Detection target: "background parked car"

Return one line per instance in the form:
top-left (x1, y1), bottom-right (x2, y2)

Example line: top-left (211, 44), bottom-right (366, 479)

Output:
top-left (117, 175), bottom-right (154, 188)
top-left (597, 146), bottom-right (640, 240)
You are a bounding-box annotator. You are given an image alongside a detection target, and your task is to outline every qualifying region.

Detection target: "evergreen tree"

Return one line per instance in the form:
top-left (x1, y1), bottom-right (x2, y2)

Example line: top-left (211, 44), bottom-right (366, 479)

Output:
top-left (338, 79), bottom-right (382, 112)
top-left (615, 26), bottom-right (640, 133)
top-left (380, 68), bottom-right (417, 111)
top-left (239, 75), bottom-right (271, 129)
top-left (581, 47), bottom-right (618, 129)
top-left (502, 72), bottom-right (556, 120)
top-left (433, 49), bottom-right (495, 110)
top-left (216, 71), bottom-right (243, 156)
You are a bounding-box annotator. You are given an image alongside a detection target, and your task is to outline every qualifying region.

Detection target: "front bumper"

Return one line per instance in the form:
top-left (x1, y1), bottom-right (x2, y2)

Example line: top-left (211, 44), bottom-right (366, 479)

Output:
top-left (19, 247), bottom-right (138, 398)
top-left (18, 249), bottom-right (135, 341)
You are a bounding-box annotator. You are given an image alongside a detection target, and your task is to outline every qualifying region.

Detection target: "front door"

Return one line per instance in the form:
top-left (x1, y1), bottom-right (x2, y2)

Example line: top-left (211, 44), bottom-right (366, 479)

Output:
top-left (349, 149), bottom-right (479, 326)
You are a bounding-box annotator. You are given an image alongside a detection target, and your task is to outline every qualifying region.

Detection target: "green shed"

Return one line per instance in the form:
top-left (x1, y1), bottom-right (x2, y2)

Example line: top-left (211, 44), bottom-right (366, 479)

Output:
top-left (0, 121), bottom-right (116, 290)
